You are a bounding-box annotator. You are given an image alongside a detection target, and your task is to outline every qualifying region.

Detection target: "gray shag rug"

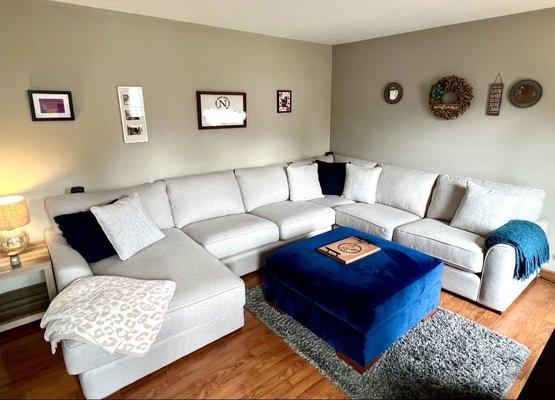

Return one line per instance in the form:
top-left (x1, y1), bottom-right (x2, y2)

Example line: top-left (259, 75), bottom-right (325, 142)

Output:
top-left (246, 286), bottom-right (529, 399)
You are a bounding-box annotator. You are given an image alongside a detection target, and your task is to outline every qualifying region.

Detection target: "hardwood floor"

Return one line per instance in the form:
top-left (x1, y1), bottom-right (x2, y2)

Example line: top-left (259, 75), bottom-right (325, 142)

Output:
top-left (0, 273), bottom-right (553, 399)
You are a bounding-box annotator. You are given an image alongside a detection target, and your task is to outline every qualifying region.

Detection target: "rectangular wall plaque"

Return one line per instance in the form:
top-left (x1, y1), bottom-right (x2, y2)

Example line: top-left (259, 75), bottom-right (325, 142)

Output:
top-left (486, 83), bottom-right (504, 116)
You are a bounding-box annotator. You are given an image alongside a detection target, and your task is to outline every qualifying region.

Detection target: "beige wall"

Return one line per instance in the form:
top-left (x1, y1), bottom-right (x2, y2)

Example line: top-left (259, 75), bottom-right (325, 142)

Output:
top-left (331, 8), bottom-right (555, 257)
top-left (0, 0), bottom-right (332, 244)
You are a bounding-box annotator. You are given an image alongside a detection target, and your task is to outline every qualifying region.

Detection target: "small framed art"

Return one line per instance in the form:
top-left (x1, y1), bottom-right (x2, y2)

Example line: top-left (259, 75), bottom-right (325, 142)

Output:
top-left (196, 91), bottom-right (247, 129)
top-left (277, 90), bottom-right (292, 113)
top-left (27, 90), bottom-right (75, 121)
top-left (117, 86), bottom-right (148, 143)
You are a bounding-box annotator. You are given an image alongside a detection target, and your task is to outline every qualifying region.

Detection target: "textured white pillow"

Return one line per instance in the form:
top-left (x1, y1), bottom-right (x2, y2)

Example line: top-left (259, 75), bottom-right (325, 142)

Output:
top-left (450, 182), bottom-right (522, 236)
top-left (342, 164), bottom-right (382, 204)
top-left (286, 163), bottom-right (324, 201)
top-left (91, 193), bottom-right (165, 261)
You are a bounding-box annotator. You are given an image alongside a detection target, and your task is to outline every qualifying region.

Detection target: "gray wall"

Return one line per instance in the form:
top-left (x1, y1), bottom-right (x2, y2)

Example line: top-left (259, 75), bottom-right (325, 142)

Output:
top-left (331, 8), bottom-right (555, 254)
top-left (0, 0), bottom-right (332, 244)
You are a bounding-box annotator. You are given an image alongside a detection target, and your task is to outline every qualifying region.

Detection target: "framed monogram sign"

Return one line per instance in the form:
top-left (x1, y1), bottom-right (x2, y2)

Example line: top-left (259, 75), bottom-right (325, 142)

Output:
top-left (196, 91), bottom-right (247, 129)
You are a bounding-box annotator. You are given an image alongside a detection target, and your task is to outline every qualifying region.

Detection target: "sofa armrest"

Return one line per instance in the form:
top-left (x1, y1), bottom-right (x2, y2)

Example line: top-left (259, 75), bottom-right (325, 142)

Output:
top-left (536, 218), bottom-right (549, 234)
top-left (44, 228), bottom-right (93, 292)
top-left (478, 218), bottom-right (549, 312)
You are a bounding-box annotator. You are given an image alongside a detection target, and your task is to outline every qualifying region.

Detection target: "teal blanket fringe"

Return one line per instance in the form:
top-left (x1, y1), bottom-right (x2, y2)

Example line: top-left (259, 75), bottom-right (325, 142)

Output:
top-left (485, 220), bottom-right (550, 281)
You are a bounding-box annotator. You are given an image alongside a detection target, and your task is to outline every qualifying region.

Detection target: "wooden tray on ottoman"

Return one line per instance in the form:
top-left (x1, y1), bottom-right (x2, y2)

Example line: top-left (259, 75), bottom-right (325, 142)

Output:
top-left (318, 236), bottom-right (380, 264)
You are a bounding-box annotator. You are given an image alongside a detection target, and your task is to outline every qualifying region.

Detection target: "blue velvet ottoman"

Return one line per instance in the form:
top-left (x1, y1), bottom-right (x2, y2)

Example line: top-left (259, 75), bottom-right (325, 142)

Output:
top-left (264, 227), bottom-right (444, 370)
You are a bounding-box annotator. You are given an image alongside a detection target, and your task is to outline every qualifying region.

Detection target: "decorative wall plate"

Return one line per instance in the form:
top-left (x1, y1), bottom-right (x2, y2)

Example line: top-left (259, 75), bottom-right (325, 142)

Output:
top-left (509, 79), bottom-right (542, 108)
top-left (383, 82), bottom-right (403, 104)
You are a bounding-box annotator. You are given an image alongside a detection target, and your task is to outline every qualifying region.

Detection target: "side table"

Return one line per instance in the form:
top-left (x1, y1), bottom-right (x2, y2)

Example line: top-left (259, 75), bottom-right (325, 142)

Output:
top-left (0, 241), bottom-right (57, 333)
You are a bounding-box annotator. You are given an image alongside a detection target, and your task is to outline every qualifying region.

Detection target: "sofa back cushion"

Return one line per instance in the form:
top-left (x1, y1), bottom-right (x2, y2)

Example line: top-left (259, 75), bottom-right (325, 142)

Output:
top-left (45, 181), bottom-right (174, 230)
top-left (289, 154), bottom-right (333, 166)
top-left (165, 170), bottom-right (245, 228)
top-left (234, 165), bottom-right (289, 212)
top-left (376, 164), bottom-right (438, 218)
top-left (428, 174), bottom-right (545, 222)
top-left (333, 154), bottom-right (377, 168)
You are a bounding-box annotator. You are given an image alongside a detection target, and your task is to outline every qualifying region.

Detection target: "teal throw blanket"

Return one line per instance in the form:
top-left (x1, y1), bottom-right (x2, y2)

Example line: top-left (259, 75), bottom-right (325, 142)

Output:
top-left (485, 220), bottom-right (550, 280)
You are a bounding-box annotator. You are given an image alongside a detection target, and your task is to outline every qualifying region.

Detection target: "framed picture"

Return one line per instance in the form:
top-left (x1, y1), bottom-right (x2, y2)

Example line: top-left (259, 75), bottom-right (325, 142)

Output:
top-left (117, 86), bottom-right (148, 143)
top-left (277, 90), bottom-right (292, 113)
top-left (196, 91), bottom-right (247, 129)
top-left (27, 90), bottom-right (74, 121)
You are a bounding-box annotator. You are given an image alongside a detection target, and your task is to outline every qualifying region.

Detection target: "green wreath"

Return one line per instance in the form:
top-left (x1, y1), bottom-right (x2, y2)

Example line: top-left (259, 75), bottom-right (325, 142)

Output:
top-left (429, 75), bottom-right (473, 120)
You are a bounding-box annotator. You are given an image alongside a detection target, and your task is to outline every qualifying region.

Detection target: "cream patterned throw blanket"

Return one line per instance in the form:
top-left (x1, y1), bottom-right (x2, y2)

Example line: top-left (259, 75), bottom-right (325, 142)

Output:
top-left (41, 275), bottom-right (176, 356)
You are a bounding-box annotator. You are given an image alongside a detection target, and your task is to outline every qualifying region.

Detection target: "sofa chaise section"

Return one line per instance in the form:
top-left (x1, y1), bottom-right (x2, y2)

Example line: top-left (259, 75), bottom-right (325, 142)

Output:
top-left (44, 183), bottom-right (246, 399)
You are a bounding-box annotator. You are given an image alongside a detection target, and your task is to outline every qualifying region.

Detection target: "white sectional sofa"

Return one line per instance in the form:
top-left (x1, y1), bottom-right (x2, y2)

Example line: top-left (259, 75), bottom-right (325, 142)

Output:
top-left (43, 153), bottom-right (548, 398)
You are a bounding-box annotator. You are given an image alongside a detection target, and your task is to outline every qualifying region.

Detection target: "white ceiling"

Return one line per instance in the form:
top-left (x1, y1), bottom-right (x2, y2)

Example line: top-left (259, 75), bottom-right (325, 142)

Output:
top-left (52, 0), bottom-right (555, 45)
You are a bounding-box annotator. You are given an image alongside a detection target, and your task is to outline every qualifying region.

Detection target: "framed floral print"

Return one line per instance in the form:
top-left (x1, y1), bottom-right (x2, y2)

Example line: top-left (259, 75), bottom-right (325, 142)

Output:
top-left (277, 90), bottom-right (292, 113)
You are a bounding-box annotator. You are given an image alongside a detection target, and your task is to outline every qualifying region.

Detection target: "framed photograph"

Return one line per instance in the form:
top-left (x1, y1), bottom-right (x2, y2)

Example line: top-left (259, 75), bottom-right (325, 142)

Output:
top-left (196, 91), bottom-right (247, 129)
top-left (27, 90), bottom-right (74, 121)
top-left (117, 86), bottom-right (148, 143)
top-left (277, 90), bottom-right (292, 113)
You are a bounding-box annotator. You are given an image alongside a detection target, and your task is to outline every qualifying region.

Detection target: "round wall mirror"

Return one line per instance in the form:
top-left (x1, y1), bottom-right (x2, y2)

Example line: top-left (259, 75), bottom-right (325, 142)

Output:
top-left (383, 82), bottom-right (403, 104)
top-left (509, 79), bottom-right (542, 108)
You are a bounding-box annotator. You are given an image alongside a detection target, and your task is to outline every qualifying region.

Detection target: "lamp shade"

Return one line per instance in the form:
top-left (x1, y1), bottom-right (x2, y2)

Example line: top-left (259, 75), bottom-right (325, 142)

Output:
top-left (0, 195), bottom-right (30, 230)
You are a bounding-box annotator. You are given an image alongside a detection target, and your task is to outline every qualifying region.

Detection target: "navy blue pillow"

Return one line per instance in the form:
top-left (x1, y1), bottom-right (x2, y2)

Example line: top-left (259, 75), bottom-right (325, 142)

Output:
top-left (316, 161), bottom-right (347, 195)
top-left (54, 201), bottom-right (117, 264)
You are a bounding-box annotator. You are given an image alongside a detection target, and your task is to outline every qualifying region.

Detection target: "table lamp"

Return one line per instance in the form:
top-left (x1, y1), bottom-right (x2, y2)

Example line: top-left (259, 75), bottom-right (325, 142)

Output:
top-left (0, 195), bottom-right (30, 266)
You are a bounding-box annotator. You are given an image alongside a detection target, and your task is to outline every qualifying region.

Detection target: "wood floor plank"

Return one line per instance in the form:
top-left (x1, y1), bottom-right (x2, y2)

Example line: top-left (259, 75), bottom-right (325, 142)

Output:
top-left (0, 273), bottom-right (552, 399)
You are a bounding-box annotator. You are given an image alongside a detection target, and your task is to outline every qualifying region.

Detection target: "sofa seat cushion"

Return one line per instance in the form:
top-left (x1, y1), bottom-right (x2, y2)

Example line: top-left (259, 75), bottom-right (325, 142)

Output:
top-left (393, 218), bottom-right (485, 273)
top-left (250, 201), bottom-right (335, 240)
top-left (308, 195), bottom-right (355, 208)
top-left (62, 228), bottom-right (245, 375)
top-left (335, 203), bottom-right (420, 240)
top-left (182, 214), bottom-right (279, 259)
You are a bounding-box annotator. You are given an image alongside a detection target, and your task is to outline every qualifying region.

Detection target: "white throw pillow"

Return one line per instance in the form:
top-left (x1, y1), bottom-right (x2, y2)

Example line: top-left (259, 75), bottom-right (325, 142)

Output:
top-left (450, 182), bottom-right (522, 236)
top-left (91, 193), bottom-right (165, 261)
top-left (286, 163), bottom-right (324, 201)
top-left (342, 164), bottom-right (382, 204)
